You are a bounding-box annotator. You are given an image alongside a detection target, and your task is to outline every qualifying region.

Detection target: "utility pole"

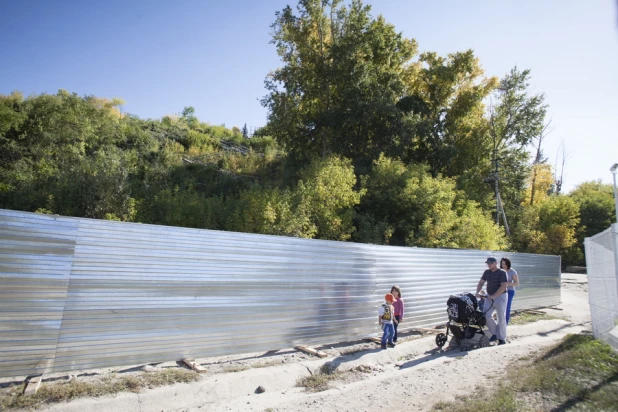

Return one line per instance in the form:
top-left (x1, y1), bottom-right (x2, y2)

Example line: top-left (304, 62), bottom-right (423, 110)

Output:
top-left (488, 100), bottom-right (510, 235)
top-left (498, 192), bottom-right (511, 236)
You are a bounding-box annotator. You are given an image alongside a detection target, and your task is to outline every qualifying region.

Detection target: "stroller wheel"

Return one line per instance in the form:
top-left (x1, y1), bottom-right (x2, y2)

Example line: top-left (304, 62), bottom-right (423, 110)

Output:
top-left (435, 333), bottom-right (447, 348)
top-left (460, 339), bottom-right (473, 352)
top-left (479, 335), bottom-right (490, 348)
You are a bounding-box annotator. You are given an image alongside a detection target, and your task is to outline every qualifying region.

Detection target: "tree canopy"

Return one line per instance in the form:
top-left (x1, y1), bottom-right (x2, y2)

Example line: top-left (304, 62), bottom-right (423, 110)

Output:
top-left (0, 0), bottom-right (607, 268)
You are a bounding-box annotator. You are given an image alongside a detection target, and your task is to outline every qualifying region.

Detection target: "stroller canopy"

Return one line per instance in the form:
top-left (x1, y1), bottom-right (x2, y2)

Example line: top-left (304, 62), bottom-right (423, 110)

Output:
top-left (446, 293), bottom-right (478, 323)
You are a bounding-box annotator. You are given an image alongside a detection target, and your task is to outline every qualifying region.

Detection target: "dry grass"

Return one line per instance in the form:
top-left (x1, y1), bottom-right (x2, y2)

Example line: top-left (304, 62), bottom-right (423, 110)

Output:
top-left (432, 334), bottom-right (618, 411)
top-left (0, 368), bottom-right (200, 410)
top-left (218, 359), bottom-right (281, 374)
top-left (433, 385), bottom-right (520, 412)
top-left (508, 311), bottom-right (559, 325)
top-left (253, 360), bottom-right (281, 368)
top-left (220, 364), bottom-right (250, 373)
top-left (338, 347), bottom-right (369, 356)
top-left (296, 364), bottom-right (347, 392)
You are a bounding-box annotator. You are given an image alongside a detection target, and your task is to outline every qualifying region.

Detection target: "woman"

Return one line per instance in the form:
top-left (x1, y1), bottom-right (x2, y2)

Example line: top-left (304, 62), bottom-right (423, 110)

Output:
top-left (390, 285), bottom-right (404, 343)
top-left (501, 257), bottom-right (519, 324)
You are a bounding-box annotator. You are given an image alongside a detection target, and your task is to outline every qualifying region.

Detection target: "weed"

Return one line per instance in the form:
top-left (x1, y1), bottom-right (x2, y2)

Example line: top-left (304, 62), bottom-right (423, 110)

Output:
top-left (508, 311), bottom-right (559, 325)
top-left (0, 368), bottom-right (200, 410)
top-left (397, 354), bottom-right (415, 362)
top-left (339, 347), bottom-right (367, 356)
top-left (296, 364), bottom-right (345, 392)
top-left (141, 368), bottom-right (199, 386)
top-left (221, 365), bottom-right (250, 373)
top-left (253, 360), bottom-right (281, 368)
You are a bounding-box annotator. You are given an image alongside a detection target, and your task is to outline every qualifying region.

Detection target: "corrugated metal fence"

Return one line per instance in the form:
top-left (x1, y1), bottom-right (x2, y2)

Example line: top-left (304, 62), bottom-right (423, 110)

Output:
top-left (584, 224), bottom-right (618, 351)
top-left (0, 209), bottom-right (561, 378)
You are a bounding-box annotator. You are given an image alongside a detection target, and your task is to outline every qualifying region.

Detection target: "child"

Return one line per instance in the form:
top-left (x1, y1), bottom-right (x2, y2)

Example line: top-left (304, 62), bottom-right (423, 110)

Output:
top-left (478, 289), bottom-right (487, 312)
top-left (378, 293), bottom-right (396, 349)
top-left (391, 285), bottom-right (404, 343)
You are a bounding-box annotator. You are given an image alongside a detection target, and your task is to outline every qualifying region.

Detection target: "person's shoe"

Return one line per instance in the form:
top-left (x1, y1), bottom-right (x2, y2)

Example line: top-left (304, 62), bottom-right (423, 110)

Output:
top-left (387, 342), bottom-right (396, 348)
top-left (489, 335), bottom-right (498, 342)
top-left (381, 345), bottom-right (387, 349)
top-left (498, 340), bottom-right (506, 345)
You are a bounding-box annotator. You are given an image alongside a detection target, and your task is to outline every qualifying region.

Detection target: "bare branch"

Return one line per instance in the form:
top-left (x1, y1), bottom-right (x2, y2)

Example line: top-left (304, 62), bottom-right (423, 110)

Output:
top-left (533, 119), bottom-right (553, 165)
top-left (553, 139), bottom-right (570, 194)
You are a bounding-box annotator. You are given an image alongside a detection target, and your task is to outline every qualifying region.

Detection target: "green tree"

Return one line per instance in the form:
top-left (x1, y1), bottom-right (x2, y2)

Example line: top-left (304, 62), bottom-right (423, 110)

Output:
top-left (231, 155), bottom-right (362, 240)
top-left (137, 188), bottom-right (230, 230)
top-left (0, 90), bottom-right (282, 233)
top-left (231, 186), bottom-right (316, 238)
top-left (524, 163), bottom-right (554, 205)
top-left (564, 181), bottom-right (617, 266)
top-left (0, 90), bottom-right (127, 212)
top-left (488, 68), bottom-right (547, 225)
top-left (400, 50), bottom-right (498, 180)
top-left (296, 155), bottom-right (363, 240)
top-left (570, 181), bottom-right (616, 238)
top-left (263, 0), bottom-right (417, 162)
top-left (181, 106), bottom-right (198, 129)
top-left (490, 68), bottom-right (547, 151)
top-left (355, 155), bottom-right (508, 250)
top-left (513, 196), bottom-right (580, 257)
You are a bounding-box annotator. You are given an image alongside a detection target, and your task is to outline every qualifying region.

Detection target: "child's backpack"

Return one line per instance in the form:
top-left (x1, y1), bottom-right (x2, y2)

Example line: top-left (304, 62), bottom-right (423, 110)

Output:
top-left (380, 303), bottom-right (392, 322)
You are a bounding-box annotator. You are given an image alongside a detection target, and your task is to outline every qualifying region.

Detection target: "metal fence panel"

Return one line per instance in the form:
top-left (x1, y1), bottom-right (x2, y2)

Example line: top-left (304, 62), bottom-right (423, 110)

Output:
top-left (374, 246), bottom-right (491, 330)
top-left (585, 224), bottom-right (618, 351)
top-left (0, 211), bottom-right (77, 377)
top-left (52, 218), bottom-right (377, 373)
top-left (374, 248), bottom-right (561, 331)
top-left (506, 253), bottom-right (562, 311)
top-left (0, 209), bottom-right (562, 378)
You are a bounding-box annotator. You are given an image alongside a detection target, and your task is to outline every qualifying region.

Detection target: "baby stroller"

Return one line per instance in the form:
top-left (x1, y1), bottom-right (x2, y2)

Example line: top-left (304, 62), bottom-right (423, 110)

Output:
top-left (435, 293), bottom-right (491, 351)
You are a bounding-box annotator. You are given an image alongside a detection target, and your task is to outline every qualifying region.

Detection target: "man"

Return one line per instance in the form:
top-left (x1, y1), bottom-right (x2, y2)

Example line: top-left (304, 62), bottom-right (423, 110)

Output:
top-left (476, 256), bottom-right (508, 345)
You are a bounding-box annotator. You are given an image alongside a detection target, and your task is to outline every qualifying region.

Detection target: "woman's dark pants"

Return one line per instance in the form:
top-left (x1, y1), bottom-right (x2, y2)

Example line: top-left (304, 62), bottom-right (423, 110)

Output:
top-left (394, 315), bottom-right (402, 342)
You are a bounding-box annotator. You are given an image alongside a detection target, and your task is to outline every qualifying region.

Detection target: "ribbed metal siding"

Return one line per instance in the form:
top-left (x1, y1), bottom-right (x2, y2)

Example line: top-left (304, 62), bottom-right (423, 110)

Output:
top-left (374, 247), bottom-right (493, 330)
top-left (52, 218), bottom-right (377, 373)
top-left (0, 209), bottom-right (561, 378)
top-left (375, 249), bottom-right (561, 330)
top-left (505, 252), bottom-right (561, 311)
top-left (0, 211), bottom-right (77, 377)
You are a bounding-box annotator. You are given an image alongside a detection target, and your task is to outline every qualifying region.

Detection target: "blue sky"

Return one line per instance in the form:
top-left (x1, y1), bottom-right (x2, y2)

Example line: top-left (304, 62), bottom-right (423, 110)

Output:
top-left (1, 0), bottom-right (617, 192)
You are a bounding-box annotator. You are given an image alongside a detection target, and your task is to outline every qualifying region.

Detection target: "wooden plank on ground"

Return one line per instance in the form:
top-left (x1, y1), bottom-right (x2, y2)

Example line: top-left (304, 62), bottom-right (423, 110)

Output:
top-left (183, 359), bottom-right (207, 373)
top-left (295, 345), bottom-right (327, 358)
top-left (366, 337), bottom-right (382, 344)
top-left (24, 375), bottom-right (43, 395)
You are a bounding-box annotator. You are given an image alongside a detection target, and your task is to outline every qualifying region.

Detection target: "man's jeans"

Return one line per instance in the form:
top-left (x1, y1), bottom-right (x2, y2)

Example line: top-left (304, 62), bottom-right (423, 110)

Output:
top-left (485, 293), bottom-right (508, 340)
top-left (381, 323), bottom-right (394, 347)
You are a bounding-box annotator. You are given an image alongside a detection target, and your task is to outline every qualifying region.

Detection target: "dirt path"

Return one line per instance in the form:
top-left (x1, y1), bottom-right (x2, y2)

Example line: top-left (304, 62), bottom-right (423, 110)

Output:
top-left (38, 274), bottom-right (590, 412)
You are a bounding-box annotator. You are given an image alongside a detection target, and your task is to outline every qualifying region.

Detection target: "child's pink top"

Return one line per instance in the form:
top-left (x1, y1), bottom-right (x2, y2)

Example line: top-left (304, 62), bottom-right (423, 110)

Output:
top-left (393, 298), bottom-right (404, 317)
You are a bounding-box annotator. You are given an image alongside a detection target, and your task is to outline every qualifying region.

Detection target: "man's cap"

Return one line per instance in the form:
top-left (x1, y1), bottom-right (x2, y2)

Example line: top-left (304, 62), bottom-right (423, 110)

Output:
top-left (485, 256), bottom-right (497, 264)
top-left (384, 293), bottom-right (395, 302)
